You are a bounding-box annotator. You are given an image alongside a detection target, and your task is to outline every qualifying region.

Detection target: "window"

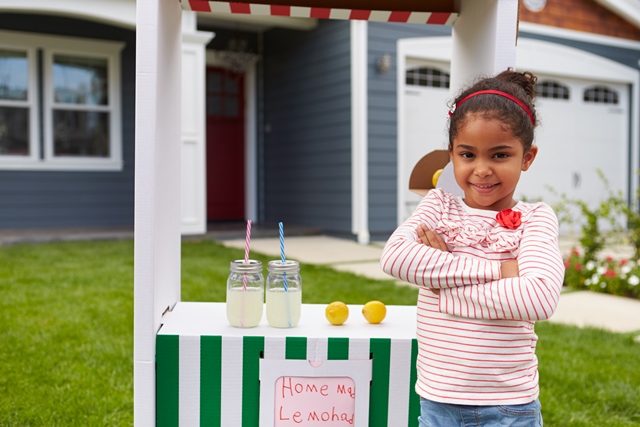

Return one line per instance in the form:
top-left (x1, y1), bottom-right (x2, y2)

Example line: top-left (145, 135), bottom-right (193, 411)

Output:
top-left (536, 80), bottom-right (570, 100)
top-left (0, 47), bottom-right (37, 160)
top-left (583, 85), bottom-right (619, 105)
top-left (0, 30), bottom-right (124, 171)
top-left (406, 67), bottom-right (450, 88)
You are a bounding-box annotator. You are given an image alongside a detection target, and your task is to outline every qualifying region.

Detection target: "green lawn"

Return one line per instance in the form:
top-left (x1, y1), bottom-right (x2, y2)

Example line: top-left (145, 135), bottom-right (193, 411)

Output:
top-left (0, 239), bottom-right (638, 426)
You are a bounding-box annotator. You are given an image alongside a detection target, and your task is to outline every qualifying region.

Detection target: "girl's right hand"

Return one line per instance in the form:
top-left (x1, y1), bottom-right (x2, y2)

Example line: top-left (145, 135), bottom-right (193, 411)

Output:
top-left (416, 224), bottom-right (449, 252)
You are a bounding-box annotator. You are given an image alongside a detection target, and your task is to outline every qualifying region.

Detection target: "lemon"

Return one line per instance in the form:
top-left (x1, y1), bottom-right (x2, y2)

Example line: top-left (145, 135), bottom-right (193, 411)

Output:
top-left (362, 301), bottom-right (387, 324)
top-left (325, 301), bottom-right (349, 325)
top-left (432, 168), bottom-right (444, 187)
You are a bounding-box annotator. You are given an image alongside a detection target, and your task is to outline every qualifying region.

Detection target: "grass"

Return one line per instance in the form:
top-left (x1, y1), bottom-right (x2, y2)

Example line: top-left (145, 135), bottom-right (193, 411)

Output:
top-left (0, 239), bottom-right (639, 426)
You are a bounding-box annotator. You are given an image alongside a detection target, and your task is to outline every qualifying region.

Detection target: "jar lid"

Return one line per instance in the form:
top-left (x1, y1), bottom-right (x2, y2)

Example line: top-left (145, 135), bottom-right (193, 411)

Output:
top-left (267, 260), bottom-right (300, 272)
top-left (230, 260), bottom-right (262, 273)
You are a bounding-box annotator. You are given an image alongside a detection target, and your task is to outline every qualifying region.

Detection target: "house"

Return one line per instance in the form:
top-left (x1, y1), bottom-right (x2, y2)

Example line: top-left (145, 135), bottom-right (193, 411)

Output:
top-left (1, 0), bottom-right (639, 243)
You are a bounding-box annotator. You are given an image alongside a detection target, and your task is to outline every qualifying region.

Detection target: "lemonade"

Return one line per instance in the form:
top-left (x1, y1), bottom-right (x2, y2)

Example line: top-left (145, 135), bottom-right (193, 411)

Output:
top-left (266, 288), bottom-right (301, 328)
top-left (226, 287), bottom-right (264, 328)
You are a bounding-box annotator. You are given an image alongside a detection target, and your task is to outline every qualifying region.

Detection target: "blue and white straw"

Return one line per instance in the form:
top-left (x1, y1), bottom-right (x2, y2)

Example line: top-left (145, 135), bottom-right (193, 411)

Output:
top-left (279, 221), bottom-right (291, 328)
top-left (278, 222), bottom-right (288, 291)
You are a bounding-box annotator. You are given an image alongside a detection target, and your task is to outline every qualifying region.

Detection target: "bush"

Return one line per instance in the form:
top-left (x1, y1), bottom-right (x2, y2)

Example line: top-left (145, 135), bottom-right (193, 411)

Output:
top-left (564, 248), bottom-right (640, 298)
top-left (551, 170), bottom-right (640, 299)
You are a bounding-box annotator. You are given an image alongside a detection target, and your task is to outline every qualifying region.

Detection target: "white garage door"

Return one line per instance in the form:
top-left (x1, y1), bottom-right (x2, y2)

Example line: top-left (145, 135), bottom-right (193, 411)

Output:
top-left (401, 61), bottom-right (451, 220)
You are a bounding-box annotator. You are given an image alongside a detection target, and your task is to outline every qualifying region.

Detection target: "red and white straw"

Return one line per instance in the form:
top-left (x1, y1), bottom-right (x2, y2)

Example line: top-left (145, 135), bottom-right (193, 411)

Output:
top-left (242, 220), bottom-right (251, 290)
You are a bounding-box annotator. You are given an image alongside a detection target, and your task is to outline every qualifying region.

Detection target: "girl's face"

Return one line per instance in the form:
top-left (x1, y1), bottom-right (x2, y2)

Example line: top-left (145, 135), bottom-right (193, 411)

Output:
top-left (450, 113), bottom-right (537, 211)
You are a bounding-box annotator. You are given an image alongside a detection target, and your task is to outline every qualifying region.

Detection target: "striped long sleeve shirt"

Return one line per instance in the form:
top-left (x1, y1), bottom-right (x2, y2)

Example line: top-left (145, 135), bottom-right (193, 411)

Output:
top-left (380, 189), bottom-right (565, 405)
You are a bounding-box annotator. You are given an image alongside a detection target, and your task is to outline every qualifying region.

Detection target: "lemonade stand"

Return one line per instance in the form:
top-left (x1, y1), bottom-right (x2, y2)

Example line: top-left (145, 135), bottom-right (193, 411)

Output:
top-left (133, 1), bottom-right (522, 425)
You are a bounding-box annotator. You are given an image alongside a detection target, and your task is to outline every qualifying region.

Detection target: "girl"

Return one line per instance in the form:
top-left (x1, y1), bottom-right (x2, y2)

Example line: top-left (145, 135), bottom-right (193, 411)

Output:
top-left (381, 69), bottom-right (564, 427)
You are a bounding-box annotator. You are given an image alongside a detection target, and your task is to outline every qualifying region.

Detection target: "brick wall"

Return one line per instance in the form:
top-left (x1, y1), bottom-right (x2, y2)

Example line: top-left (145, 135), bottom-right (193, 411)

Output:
top-left (519, 0), bottom-right (640, 41)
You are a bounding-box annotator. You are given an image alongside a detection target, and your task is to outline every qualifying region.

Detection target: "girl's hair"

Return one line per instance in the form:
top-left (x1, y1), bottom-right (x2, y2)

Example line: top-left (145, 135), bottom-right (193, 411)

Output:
top-left (448, 69), bottom-right (538, 151)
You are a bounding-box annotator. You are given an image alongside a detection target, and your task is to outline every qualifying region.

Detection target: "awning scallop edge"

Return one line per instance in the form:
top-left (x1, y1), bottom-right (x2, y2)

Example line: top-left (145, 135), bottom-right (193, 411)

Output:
top-left (181, 0), bottom-right (459, 25)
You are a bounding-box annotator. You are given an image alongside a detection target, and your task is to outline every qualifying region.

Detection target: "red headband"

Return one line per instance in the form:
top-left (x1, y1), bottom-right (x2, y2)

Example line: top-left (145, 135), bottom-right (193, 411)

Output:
top-left (448, 89), bottom-right (535, 125)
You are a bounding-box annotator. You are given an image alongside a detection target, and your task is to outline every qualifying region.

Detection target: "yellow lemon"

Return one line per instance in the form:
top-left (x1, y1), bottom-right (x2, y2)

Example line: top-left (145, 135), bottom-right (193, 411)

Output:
top-left (325, 301), bottom-right (349, 325)
top-left (362, 301), bottom-right (387, 324)
top-left (432, 168), bottom-right (444, 187)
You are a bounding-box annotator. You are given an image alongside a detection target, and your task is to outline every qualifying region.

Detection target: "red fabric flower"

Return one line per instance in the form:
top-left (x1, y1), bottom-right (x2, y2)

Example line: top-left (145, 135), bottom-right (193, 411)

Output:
top-left (496, 208), bottom-right (522, 229)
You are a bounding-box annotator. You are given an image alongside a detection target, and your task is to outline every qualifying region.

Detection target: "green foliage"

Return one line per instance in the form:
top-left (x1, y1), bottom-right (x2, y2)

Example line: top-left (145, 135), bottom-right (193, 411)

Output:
top-left (564, 249), bottom-right (640, 298)
top-left (551, 170), bottom-right (640, 299)
top-left (548, 172), bottom-right (619, 264)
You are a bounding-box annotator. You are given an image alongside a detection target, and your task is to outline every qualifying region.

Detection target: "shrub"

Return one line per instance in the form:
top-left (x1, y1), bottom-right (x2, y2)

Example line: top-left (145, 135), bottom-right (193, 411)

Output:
top-left (564, 248), bottom-right (640, 298)
top-left (550, 170), bottom-right (640, 299)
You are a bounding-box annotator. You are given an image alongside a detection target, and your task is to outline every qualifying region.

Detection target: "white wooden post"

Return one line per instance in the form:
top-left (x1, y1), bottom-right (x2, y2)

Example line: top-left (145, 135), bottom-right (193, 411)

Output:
top-left (351, 20), bottom-right (369, 245)
top-left (450, 0), bottom-right (519, 93)
top-left (133, 0), bottom-right (182, 425)
top-left (181, 11), bottom-right (214, 235)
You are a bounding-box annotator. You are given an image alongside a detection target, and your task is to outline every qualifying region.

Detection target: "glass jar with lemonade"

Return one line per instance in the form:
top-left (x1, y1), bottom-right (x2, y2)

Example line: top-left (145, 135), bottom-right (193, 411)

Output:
top-left (226, 260), bottom-right (264, 328)
top-left (266, 260), bottom-right (302, 328)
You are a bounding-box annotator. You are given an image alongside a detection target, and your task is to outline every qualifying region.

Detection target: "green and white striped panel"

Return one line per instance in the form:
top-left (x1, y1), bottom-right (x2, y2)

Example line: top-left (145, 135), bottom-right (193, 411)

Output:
top-left (156, 335), bottom-right (419, 426)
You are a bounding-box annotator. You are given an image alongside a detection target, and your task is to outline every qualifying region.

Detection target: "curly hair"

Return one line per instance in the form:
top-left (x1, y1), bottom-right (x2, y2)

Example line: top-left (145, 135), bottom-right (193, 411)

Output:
top-left (448, 69), bottom-right (538, 151)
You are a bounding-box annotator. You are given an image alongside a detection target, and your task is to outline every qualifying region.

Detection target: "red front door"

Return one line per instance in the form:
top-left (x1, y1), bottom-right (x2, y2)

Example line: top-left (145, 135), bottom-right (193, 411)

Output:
top-left (206, 67), bottom-right (245, 221)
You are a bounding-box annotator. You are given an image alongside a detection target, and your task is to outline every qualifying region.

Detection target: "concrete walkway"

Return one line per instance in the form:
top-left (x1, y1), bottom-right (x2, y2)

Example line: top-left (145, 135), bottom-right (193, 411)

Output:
top-left (222, 235), bottom-right (640, 334)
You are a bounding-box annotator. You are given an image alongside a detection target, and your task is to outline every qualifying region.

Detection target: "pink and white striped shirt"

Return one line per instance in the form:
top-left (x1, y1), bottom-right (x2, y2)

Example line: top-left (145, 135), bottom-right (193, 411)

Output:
top-left (381, 189), bottom-right (564, 405)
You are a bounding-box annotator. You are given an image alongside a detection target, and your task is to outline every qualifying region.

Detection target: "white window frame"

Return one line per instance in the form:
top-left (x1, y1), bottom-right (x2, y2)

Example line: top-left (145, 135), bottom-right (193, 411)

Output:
top-left (0, 30), bottom-right (124, 171)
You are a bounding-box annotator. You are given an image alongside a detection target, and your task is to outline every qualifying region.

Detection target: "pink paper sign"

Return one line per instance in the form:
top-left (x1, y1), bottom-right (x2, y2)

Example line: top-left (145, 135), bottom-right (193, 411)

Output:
top-left (274, 376), bottom-right (356, 426)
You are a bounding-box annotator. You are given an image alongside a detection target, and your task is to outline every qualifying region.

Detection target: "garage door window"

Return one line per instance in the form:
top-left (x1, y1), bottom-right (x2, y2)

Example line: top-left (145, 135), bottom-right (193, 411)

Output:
top-left (406, 67), bottom-right (450, 88)
top-left (536, 80), bottom-right (570, 100)
top-left (583, 86), bottom-right (619, 105)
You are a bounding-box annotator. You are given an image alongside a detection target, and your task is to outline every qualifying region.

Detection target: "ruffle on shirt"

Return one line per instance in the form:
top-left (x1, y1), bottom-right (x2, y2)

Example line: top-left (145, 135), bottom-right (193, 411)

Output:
top-left (432, 193), bottom-right (524, 255)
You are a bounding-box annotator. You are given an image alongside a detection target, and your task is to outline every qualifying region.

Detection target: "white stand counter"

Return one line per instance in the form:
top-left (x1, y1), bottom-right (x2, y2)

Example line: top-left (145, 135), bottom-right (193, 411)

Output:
top-left (156, 302), bottom-right (420, 427)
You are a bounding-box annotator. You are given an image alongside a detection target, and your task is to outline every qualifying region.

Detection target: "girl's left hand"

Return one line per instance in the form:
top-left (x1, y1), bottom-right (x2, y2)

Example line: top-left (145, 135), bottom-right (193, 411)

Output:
top-left (416, 224), bottom-right (448, 252)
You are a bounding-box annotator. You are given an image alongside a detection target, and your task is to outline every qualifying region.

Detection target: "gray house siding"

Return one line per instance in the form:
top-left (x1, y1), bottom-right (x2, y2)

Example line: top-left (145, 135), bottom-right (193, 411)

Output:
top-left (367, 22), bottom-right (451, 239)
top-left (0, 14), bottom-right (135, 229)
top-left (262, 20), bottom-right (352, 234)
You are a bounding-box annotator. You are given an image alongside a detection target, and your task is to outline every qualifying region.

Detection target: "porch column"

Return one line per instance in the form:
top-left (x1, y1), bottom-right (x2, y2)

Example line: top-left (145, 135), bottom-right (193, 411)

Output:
top-left (181, 11), bottom-right (214, 235)
top-left (450, 0), bottom-right (519, 93)
top-left (351, 20), bottom-right (370, 244)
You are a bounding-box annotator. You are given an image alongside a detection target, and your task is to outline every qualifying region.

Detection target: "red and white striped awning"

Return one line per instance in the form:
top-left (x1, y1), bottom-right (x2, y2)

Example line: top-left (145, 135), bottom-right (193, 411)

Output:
top-left (182, 1), bottom-right (458, 25)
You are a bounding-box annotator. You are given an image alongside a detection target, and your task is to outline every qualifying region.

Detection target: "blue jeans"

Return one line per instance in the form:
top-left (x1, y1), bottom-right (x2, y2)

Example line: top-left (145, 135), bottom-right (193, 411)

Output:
top-left (419, 398), bottom-right (543, 427)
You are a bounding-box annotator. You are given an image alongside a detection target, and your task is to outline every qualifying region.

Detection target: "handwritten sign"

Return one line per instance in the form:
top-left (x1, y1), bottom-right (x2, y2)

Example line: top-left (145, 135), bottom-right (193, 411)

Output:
top-left (274, 376), bottom-right (355, 426)
top-left (259, 358), bottom-right (372, 427)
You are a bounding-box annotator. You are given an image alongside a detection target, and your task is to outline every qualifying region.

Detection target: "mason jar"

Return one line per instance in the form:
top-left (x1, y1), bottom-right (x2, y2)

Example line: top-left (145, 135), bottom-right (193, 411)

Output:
top-left (226, 260), bottom-right (264, 328)
top-left (266, 260), bottom-right (302, 328)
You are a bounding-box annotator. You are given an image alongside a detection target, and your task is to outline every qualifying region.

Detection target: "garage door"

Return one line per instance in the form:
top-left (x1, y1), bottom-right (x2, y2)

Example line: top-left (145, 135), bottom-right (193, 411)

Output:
top-left (401, 61), bottom-right (451, 220)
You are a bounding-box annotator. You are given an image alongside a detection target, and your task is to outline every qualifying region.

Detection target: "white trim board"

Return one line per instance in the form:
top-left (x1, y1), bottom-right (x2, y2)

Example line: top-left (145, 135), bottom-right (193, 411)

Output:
top-left (519, 22), bottom-right (640, 50)
top-left (0, 0), bottom-right (136, 29)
